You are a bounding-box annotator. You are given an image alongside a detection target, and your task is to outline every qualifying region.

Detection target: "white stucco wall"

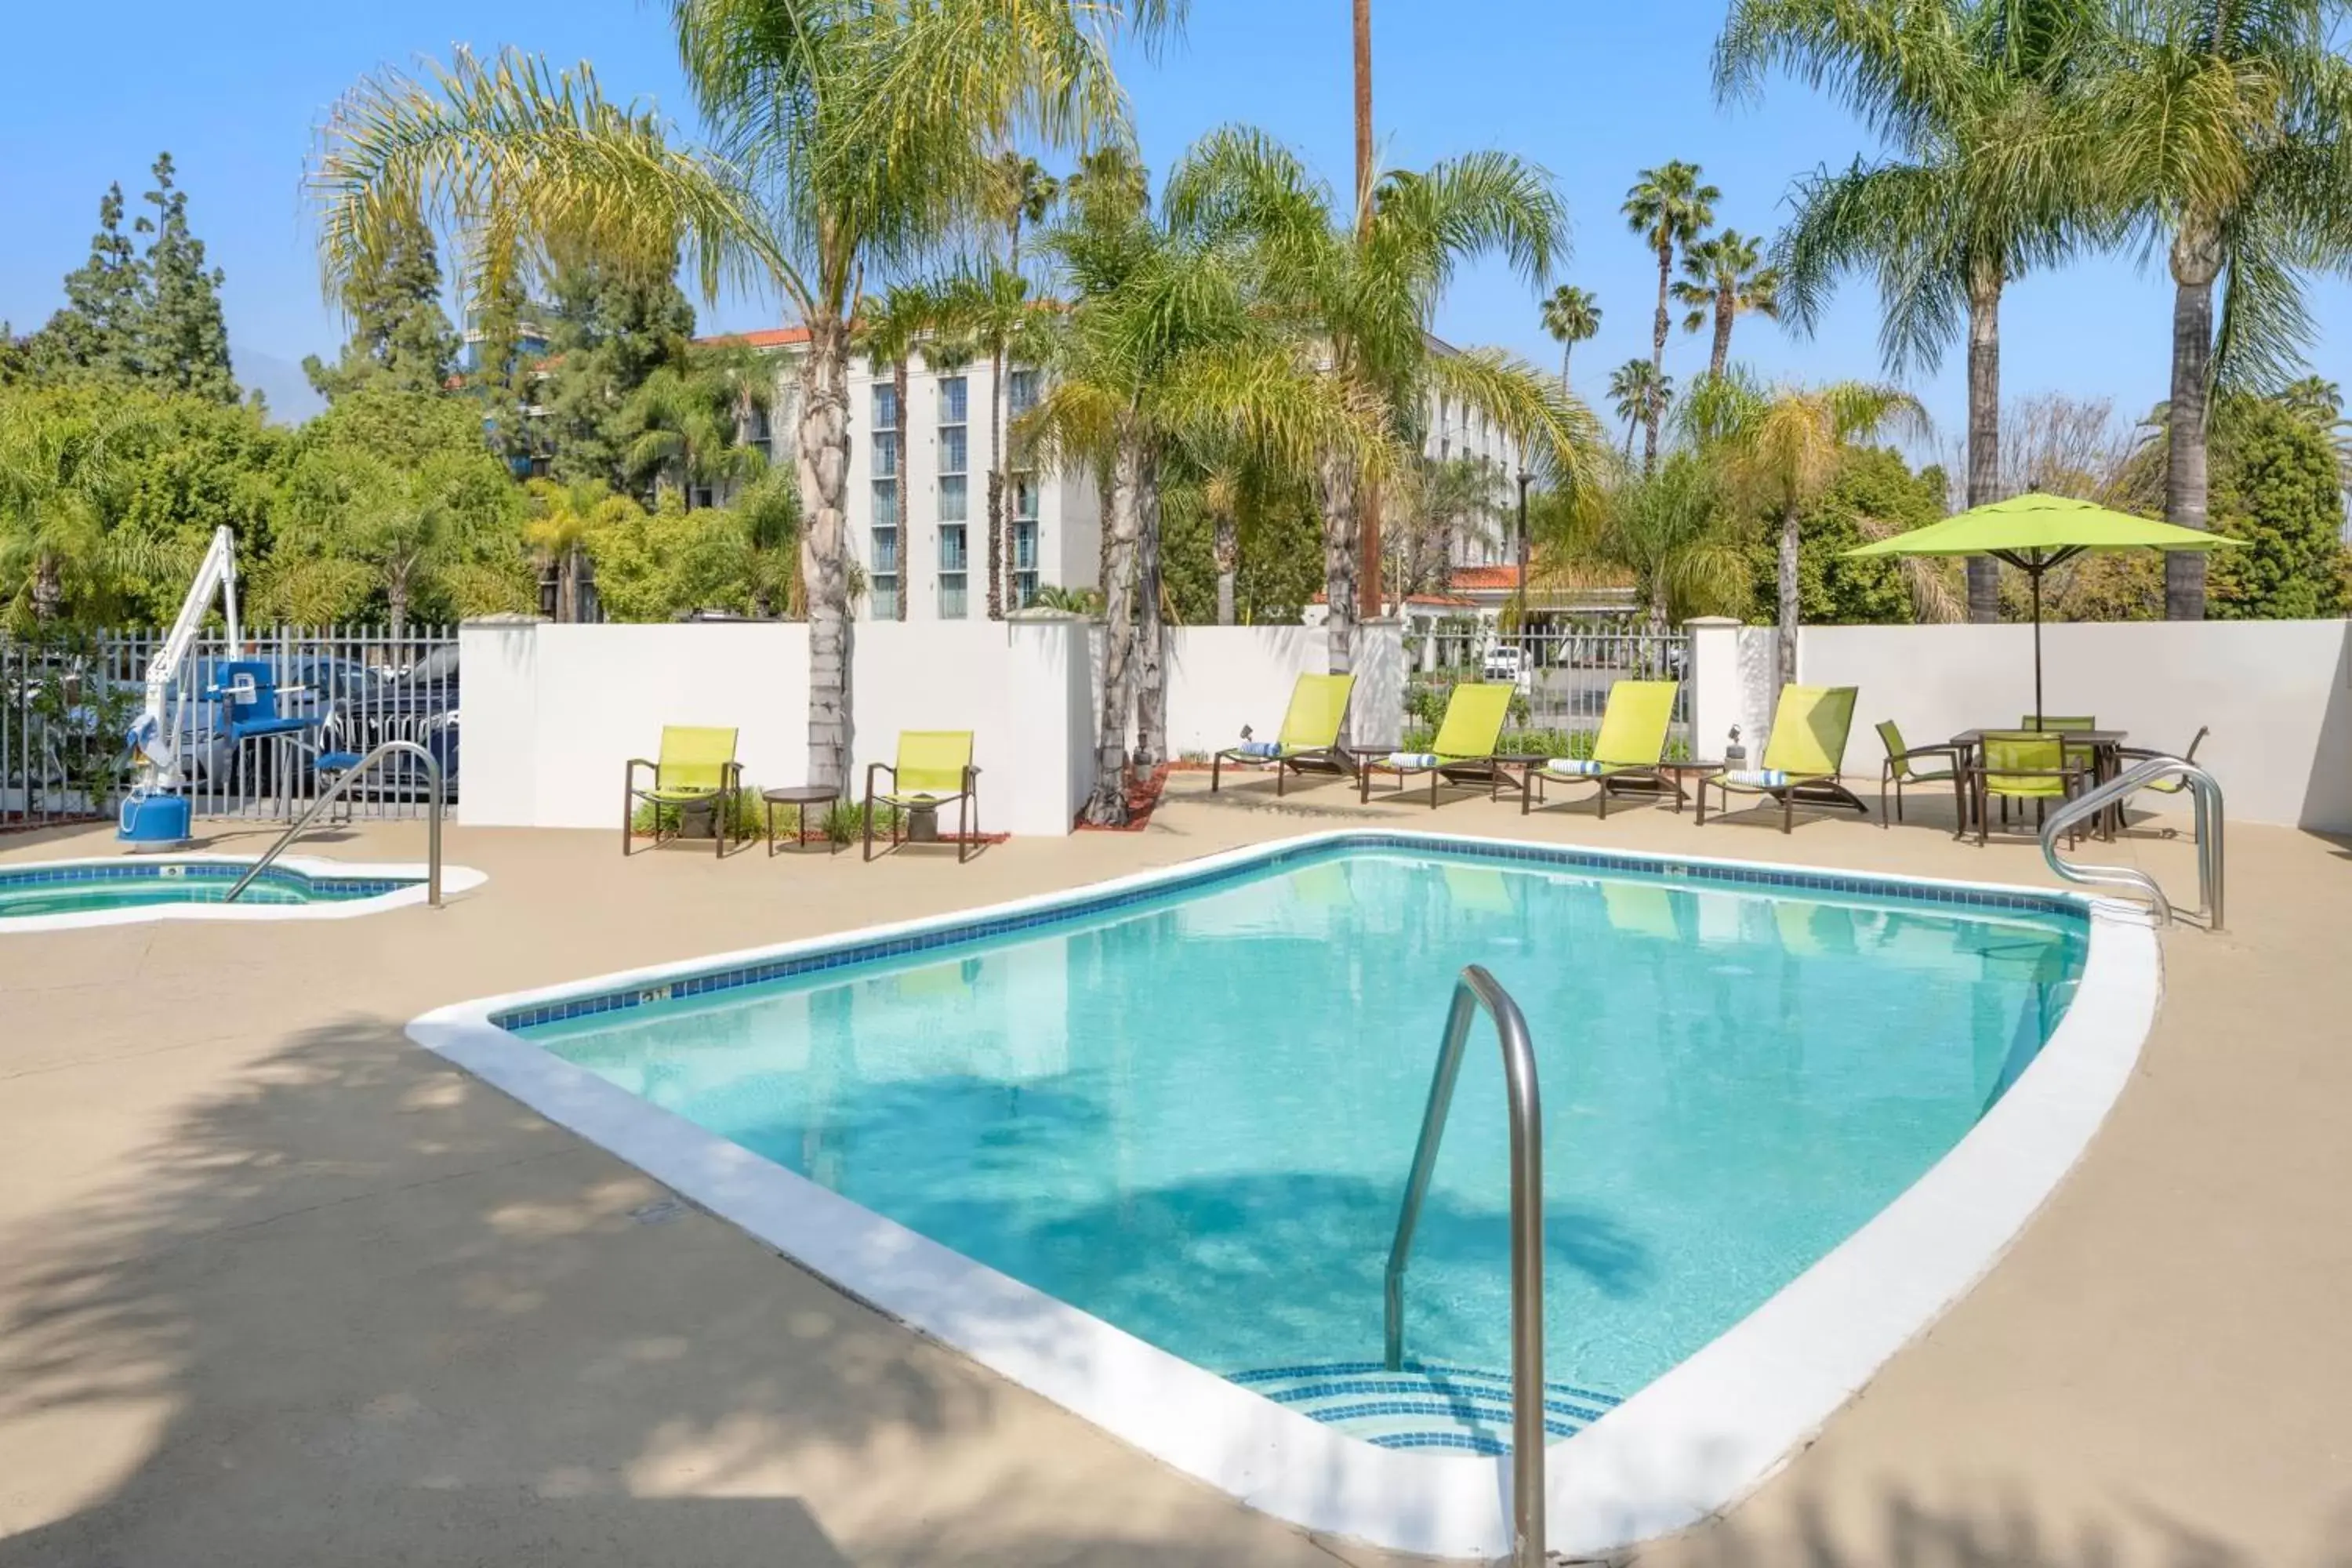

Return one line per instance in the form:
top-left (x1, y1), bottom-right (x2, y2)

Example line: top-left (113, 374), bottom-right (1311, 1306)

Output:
top-left (1797, 619), bottom-right (2352, 831)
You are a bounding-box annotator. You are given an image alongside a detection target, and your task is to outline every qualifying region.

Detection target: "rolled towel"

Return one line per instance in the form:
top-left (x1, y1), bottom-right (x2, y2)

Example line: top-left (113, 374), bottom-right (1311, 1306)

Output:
top-left (1544, 757), bottom-right (1605, 776)
top-left (1383, 751), bottom-right (1439, 770)
top-left (1723, 768), bottom-right (1790, 789)
top-left (1235, 739), bottom-right (1284, 758)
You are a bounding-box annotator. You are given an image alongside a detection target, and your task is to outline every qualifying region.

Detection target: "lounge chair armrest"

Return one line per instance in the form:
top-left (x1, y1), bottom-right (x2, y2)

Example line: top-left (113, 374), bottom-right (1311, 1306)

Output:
top-left (625, 757), bottom-right (658, 789)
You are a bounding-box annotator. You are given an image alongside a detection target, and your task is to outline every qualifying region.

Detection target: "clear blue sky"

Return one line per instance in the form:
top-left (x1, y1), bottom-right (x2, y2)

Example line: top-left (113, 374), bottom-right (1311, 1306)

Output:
top-left (4, 0), bottom-right (2345, 445)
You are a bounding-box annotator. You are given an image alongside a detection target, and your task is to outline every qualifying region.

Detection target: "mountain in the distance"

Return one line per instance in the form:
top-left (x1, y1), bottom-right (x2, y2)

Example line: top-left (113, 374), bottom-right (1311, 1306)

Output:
top-left (234, 348), bottom-right (327, 426)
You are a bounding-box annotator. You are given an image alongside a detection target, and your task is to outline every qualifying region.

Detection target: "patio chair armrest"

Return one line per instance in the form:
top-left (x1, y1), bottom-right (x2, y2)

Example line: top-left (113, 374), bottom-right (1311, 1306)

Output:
top-left (864, 760), bottom-right (895, 797)
top-left (625, 757), bottom-right (657, 789)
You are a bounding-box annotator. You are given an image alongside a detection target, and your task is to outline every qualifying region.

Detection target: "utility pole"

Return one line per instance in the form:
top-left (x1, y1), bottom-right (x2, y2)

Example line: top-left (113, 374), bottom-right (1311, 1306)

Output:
top-left (1353, 0), bottom-right (1383, 623)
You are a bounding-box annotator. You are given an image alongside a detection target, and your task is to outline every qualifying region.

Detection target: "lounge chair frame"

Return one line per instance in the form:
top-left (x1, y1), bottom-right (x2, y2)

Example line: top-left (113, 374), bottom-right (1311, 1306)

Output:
top-left (1521, 681), bottom-right (1682, 819)
top-left (863, 732), bottom-right (982, 864)
top-left (1356, 683), bottom-right (1517, 809)
top-left (1211, 674), bottom-right (1358, 796)
top-left (622, 727), bottom-right (743, 858)
top-left (1696, 686), bottom-right (1870, 833)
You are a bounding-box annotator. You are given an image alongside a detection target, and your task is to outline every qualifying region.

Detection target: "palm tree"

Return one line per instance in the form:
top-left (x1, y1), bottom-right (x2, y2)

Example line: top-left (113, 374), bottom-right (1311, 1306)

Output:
top-left (1715, 0), bottom-right (2103, 625)
top-left (619, 360), bottom-right (765, 509)
top-left (1024, 162), bottom-right (1384, 822)
top-left (1622, 161), bottom-right (1719, 471)
top-left (1539, 284), bottom-right (1602, 394)
top-left (939, 262), bottom-right (1047, 618)
top-left (1164, 127), bottom-right (1603, 677)
top-left (524, 476), bottom-right (640, 622)
top-left (0, 393), bottom-right (155, 628)
top-left (1538, 452), bottom-right (1751, 633)
top-left (310, 2), bottom-right (1179, 789)
top-left (1671, 230), bottom-right (1780, 379)
top-left (1063, 143), bottom-right (1152, 224)
top-left (989, 151), bottom-right (1062, 274)
top-left (1606, 358), bottom-right (1671, 459)
top-left (851, 283), bottom-right (947, 623)
top-left (1686, 373), bottom-right (1928, 686)
top-left (2088, 0), bottom-right (2352, 619)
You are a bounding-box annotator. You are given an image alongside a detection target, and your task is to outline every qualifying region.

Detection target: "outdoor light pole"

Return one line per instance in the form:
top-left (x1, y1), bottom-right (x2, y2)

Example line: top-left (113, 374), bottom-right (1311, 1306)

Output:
top-left (1514, 470), bottom-right (1533, 634)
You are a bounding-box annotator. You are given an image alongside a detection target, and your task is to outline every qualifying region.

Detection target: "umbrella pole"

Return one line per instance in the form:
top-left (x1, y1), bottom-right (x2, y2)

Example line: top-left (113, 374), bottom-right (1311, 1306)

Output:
top-left (2031, 566), bottom-right (2045, 726)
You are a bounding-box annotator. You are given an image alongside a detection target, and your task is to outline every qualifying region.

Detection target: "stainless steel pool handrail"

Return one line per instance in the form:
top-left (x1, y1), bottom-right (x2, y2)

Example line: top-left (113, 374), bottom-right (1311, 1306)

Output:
top-left (1383, 964), bottom-right (1546, 1568)
top-left (2039, 756), bottom-right (2223, 931)
top-left (223, 740), bottom-right (442, 907)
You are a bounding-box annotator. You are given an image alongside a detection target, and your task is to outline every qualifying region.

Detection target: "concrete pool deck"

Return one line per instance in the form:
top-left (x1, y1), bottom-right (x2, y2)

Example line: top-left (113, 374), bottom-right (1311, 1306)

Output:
top-left (0, 775), bottom-right (2345, 1567)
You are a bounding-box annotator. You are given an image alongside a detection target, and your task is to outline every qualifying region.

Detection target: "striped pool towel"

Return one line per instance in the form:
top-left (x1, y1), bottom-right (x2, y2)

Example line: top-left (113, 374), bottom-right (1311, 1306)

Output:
top-left (1724, 768), bottom-right (1791, 789)
top-left (1544, 757), bottom-right (1605, 776)
top-left (1384, 752), bottom-right (1440, 770)
top-left (1235, 740), bottom-right (1283, 758)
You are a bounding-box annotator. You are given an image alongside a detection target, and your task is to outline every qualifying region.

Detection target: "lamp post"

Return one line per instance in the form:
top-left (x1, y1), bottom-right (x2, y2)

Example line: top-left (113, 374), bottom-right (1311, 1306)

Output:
top-left (1513, 470), bottom-right (1533, 640)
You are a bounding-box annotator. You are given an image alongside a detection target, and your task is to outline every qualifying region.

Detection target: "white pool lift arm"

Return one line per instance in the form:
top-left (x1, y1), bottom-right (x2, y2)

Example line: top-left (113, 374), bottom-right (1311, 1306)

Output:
top-left (130, 524), bottom-right (242, 789)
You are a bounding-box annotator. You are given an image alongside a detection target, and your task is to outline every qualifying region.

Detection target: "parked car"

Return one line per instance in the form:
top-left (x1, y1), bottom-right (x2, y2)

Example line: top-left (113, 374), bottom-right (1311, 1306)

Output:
top-left (1482, 643), bottom-right (1532, 691)
top-left (317, 644), bottom-right (458, 800)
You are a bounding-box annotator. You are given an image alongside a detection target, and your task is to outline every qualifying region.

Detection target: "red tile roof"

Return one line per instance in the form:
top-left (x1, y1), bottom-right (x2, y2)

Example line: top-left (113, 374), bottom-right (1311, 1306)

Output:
top-left (693, 325), bottom-right (813, 350)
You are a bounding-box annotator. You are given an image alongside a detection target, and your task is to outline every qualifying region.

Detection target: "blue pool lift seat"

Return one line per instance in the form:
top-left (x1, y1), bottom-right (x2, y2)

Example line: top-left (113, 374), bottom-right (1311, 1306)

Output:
top-left (213, 659), bottom-right (317, 815)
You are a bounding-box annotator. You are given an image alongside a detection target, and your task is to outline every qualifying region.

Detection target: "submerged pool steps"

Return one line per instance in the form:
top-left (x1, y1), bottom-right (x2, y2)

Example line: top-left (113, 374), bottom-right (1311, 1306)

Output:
top-left (1230, 1362), bottom-right (1620, 1455)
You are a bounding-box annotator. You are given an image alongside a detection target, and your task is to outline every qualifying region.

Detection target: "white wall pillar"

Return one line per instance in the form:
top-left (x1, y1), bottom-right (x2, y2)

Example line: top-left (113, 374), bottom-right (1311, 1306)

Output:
top-left (1003, 614), bottom-right (1091, 836)
top-left (456, 616), bottom-right (544, 827)
top-left (1353, 619), bottom-right (1406, 752)
top-left (1684, 616), bottom-right (1739, 764)
top-left (1734, 626), bottom-right (1780, 757)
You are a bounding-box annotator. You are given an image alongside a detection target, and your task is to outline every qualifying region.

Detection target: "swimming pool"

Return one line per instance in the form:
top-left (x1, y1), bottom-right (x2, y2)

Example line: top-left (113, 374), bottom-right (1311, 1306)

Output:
top-left (411, 831), bottom-right (2158, 1558)
top-left (1, 855), bottom-right (485, 931)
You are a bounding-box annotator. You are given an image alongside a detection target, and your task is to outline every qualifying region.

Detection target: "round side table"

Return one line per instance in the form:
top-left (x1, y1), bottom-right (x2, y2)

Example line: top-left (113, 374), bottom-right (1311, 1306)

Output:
top-left (763, 786), bottom-right (841, 855)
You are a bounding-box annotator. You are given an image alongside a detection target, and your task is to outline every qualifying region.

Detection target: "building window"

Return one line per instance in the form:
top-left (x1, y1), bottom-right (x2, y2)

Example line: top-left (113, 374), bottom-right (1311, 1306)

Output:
top-left (1012, 470), bottom-right (1040, 607)
top-left (870, 384), bottom-right (898, 479)
top-left (1007, 368), bottom-right (1040, 417)
top-left (937, 375), bottom-right (968, 618)
top-left (871, 387), bottom-right (901, 616)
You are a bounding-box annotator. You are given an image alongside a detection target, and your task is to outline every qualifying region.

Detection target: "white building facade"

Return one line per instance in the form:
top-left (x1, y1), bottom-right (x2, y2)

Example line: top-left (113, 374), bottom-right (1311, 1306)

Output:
top-left (707, 327), bottom-right (1100, 622)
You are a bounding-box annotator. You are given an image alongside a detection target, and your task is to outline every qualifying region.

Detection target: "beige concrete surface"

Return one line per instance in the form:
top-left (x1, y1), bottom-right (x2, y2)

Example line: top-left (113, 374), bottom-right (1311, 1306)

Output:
top-left (0, 774), bottom-right (2344, 1568)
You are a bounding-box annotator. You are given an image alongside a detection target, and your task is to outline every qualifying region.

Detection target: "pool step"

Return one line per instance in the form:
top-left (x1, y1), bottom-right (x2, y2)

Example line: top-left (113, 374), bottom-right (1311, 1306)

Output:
top-left (1228, 1361), bottom-right (1620, 1456)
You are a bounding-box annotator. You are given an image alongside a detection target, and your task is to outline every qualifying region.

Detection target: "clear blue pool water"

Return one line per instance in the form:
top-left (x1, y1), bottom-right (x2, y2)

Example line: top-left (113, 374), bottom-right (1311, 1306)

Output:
top-left (0, 862), bottom-right (412, 920)
top-left (520, 843), bottom-right (2086, 1452)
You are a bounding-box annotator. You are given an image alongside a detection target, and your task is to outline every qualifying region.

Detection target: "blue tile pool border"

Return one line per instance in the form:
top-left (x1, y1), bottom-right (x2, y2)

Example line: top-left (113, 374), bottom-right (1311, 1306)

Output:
top-left (494, 831), bottom-right (2086, 1034)
top-left (0, 860), bottom-right (412, 902)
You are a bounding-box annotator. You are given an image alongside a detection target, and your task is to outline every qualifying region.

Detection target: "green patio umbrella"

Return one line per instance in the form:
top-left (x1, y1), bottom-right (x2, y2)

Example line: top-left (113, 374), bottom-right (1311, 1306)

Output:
top-left (1845, 492), bottom-right (2238, 724)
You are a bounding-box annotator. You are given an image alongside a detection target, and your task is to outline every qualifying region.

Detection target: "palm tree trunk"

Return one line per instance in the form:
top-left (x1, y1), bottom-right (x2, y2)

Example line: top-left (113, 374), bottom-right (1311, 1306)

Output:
top-left (387, 577), bottom-right (410, 645)
top-left (1085, 430), bottom-right (1144, 826)
top-left (560, 544), bottom-right (582, 624)
top-left (800, 315), bottom-right (854, 790)
top-left (1647, 241), bottom-right (1670, 473)
top-left (31, 557), bottom-right (62, 624)
top-left (894, 358), bottom-right (911, 622)
top-left (1709, 286), bottom-right (1733, 380)
top-left (1559, 343), bottom-right (1571, 397)
top-left (1213, 505), bottom-right (1239, 626)
top-left (2165, 221), bottom-right (2220, 621)
top-left (1777, 501), bottom-right (1799, 689)
top-left (1134, 459), bottom-right (1166, 770)
top-left (1965, 262), bottom-right (2002, 622)
top-left (987, 344), bottom-right (1007, 619)
top-left (1318, 446), bottom-right (1360, 673)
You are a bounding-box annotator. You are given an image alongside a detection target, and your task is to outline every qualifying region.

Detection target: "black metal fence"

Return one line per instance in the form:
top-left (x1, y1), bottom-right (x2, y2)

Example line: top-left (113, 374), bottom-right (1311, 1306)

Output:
top-left (2, 626), bottom-right (458, 831)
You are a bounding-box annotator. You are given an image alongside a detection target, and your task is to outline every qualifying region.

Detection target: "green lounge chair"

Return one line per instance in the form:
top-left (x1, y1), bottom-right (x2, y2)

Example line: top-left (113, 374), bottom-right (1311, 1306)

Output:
top-left (864, 730), bottom-right (982, 863)
top-left (623, 725), bottom-right (743, 858)
top-left (1521, 680), bottom-right (1681, 818)
top-left (1969, 729), bottom-right (2089, 847)
top-left (1359, 682), bottom-right (1516, 808)
top-left (1211, 673), bottom-right (1356, 795)
top-left (1876, 719), bottom-right (1965, 828)
top-left (1696, 685), bottom-right (1867, 833)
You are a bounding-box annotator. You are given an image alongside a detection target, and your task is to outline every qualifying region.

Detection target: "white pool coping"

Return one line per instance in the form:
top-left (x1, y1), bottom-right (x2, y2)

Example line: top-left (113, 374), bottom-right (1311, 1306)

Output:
top-left (405, 829), bottom-right (2160, 1561)
top-left (1, 852), bottom-right (488, 933)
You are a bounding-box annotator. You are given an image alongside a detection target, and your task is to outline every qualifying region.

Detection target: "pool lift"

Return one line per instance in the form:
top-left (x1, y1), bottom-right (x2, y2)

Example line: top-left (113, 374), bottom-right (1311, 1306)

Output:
top-left (118, 525), bottom-right (243, 849)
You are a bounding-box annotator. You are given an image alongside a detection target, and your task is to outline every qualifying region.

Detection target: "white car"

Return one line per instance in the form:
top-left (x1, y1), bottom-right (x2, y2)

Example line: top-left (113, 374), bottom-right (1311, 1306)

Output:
top-left (1482, 644), bottom-right (1532, 691)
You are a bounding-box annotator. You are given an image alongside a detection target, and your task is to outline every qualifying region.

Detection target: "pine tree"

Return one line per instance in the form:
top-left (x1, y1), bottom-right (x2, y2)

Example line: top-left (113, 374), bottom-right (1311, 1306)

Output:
top-left (135, 154), bottom-right (238, 402)
top-left (303, 212), bottom-right (459, 401)
top-left (540, 259), bottom-right (695, 486)
top-left (27, 183), bottom-right (147, 380)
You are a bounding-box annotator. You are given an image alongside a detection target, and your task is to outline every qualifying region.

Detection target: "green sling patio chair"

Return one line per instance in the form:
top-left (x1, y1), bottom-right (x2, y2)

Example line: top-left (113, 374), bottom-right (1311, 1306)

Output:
top-left (864, 730), bottom-right (982, 864)
top-left (1876, 719), bottom-right (1965, 828)
top-left (623, 725), bottom-right (743, 858)
top-left (1696, 685), bottom-right (1867, 833)
top-left (1970, 730), bottom-right (2090, 848)
top-left (2115, 725), bottom-right (2210, 841)
top-left (1522, 680), bottom-right (1681, 818)
top-left (1210, 673), bottom-right (1356, 796)
top-left (1359, 682), bottom-right (1516, 808)
top-left (2022, 713), bottom-right (2100, 781)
